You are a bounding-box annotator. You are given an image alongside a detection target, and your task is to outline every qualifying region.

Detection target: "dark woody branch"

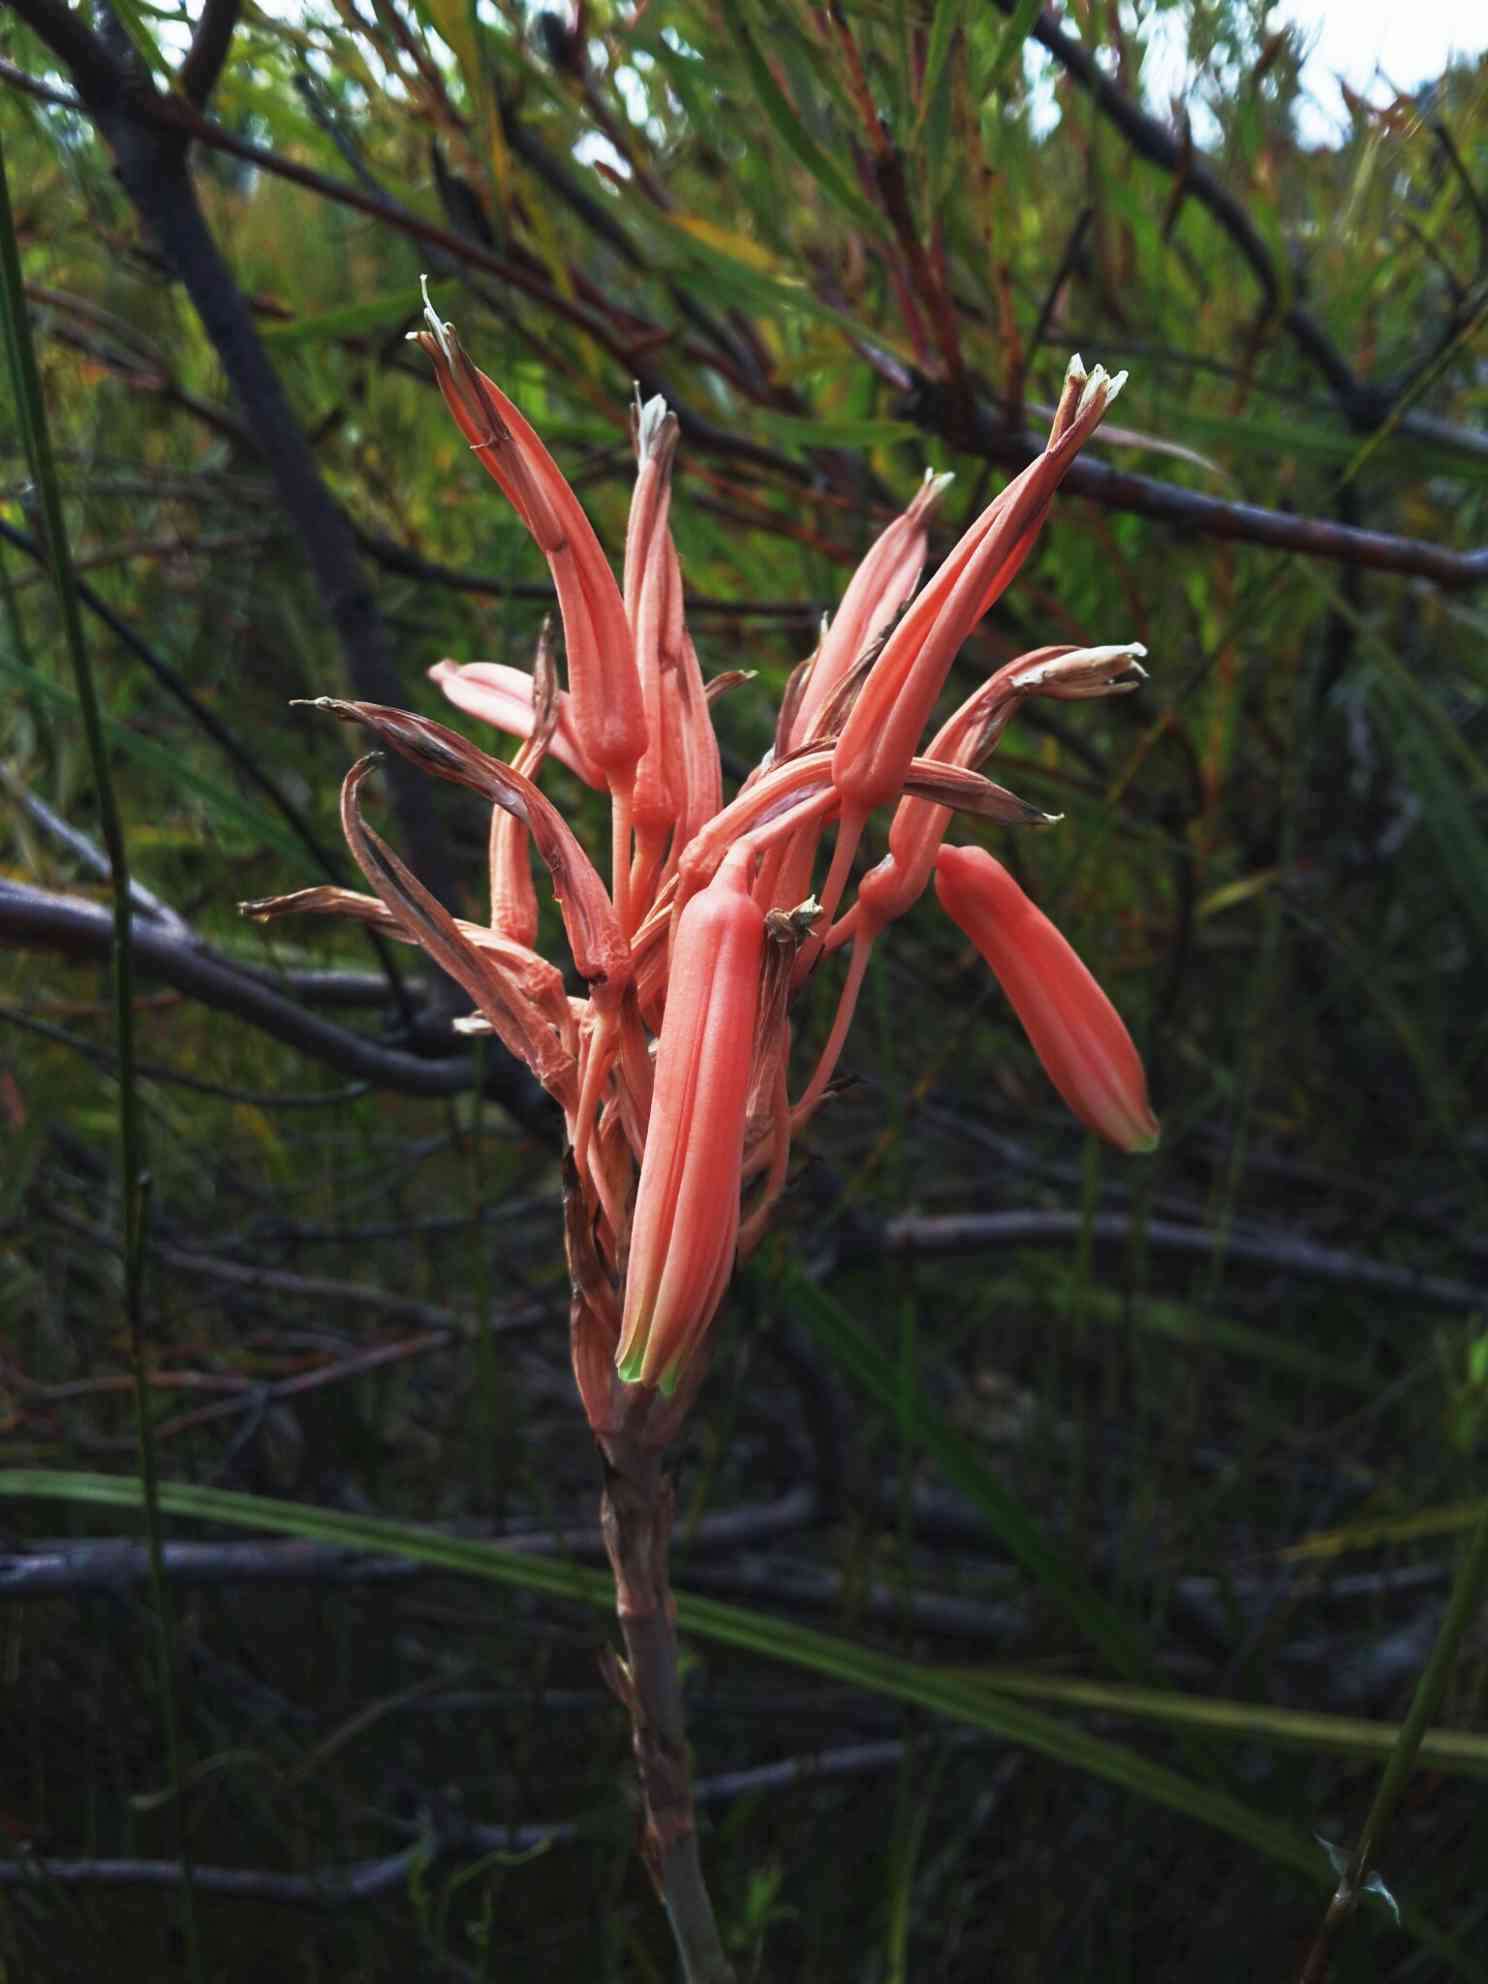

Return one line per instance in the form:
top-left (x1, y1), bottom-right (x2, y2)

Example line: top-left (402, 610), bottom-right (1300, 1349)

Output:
top-left (880, 1210), bottom-right (1486, 1312)
top-left (0, 1739), bottom-right (961, 1906)
top-left (2, 0), bottom-right (116, 98)
top-left (0, 881), bottom-right (551, 1115)
top-left (998, 1), bottom-right (1359, 413)
top-left (908, 376), bottom-right (1488, 588)
top-left (177, 0), bottom-right (241, 111)
top-left (4, 2), bottom-right (463, 919)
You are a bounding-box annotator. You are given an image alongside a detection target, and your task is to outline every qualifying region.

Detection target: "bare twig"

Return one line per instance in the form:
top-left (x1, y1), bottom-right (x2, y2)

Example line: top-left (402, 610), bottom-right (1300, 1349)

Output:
top-left (0, 1000), bottom-right (373, 1108)
top-left (0, 881), bottom-right (528, 1108)
top-left (0, 1490), bottom-right (817, 1600)
top-left (995, 4), bottom-right (1353, 415)
top-left (0, 763), bottom-right (188, 932)
top-left (0, 517), bottom-right (351, 891)
top-left (0, 1735), bottom-right (986, 1905)
top-left (880, 1210), bottom-right (1486, 1310)
top-left (45, 1202), bottom-right (556, 1338)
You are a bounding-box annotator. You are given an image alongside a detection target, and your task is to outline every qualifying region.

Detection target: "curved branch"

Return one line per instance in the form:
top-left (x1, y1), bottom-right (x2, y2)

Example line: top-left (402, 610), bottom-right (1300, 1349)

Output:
top-left (0, 517), bottom-right (348, 886)
top-left (0, 881), bottom-right (533, 1107)
top-left (1, 1489), bottom-right (817, 1600)
top-left (12, 47), bottom-right (1478, 580)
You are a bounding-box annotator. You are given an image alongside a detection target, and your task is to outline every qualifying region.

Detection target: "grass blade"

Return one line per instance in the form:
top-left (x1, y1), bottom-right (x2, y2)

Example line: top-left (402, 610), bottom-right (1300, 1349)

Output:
top-left (3, 1466), bottom-right (1485, 1976)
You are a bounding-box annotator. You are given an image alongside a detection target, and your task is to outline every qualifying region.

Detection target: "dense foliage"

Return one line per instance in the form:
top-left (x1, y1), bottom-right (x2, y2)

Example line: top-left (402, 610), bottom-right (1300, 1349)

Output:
top-left (2, 2), bottom-right (1486, 1979)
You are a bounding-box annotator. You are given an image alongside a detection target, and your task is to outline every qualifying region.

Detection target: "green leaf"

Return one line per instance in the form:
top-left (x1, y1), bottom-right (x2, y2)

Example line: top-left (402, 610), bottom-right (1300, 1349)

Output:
top-left (744, 410), bottom-right (921, 449)
top-left (723, 0), bottom-right (885, 238)
top-left (985, 0), bottom-right (1043, 89)
top-left (3, 1465), bottom-right (1485, 1975)
top-left (916, 0), bottom-right (965, 141)
top-left (263, 291), bottom-right (420, 347)
top-left (104, 0), bottom-right (174, 83)
top-left (1371, 667), bottom-right (1488, 963)
top-left (957, 1669), bottom-right (1488, 1778)
top-left (778, 1266), bottom-right (1157, 1688)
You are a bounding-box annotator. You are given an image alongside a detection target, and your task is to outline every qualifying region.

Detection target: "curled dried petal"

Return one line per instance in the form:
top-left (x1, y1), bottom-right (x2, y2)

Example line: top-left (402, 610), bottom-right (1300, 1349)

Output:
top-left (309, 699), bottom-right (631, 995)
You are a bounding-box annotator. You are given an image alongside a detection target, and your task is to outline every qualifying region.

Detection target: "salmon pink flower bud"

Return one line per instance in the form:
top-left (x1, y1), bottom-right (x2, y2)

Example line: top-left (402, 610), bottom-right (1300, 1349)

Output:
top-left (787, 468), bottom-right (953, 751)
top-left (934, 843), bottom-right (1159, 1153)
top-left (412, 280), bottom-right (646, 785)
top-left (831, 362), bottom-right (1125, 825)
top-left (616, 845), bottom-right (765, 1391)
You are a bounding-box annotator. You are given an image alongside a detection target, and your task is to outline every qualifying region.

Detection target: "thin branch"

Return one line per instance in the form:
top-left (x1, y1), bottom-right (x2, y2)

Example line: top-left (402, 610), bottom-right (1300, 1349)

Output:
top-left (0, 881), bottom-right (532, 1107)
top-left (999, 2), bottom-right (1361, 410)
top-left (1026, 205), bottom-right (1095, 377)
top-left (906, 376), bottom-right (1488, 587)
top-left (0, 56), bottom-right (805, 484)
top-left (0, 1000), bottom-right (373, 1108)
top-left (881, 1210), bottom-right (1486, 1311)
top-left (353, 522), bottom-right (819, 619)
top-left (4, 0), bottom-right (117, 98)
top-left (0, 1736), bottom-right (986, 1904)
top-left (6, 55), bottom-right (1479, 582)
top-left (46, 1203), bottom-right (556, 1338)
top-left (177, 0), bottom-right (242, 111)
top-left (0, 1489), bottom-right (818, 1601)
top-left (1430, 119), bottom-right (1488, 277)
top-left (0, 762), bottom-right (188, 932)
top-left (0, 517), bottom-right (352, 891)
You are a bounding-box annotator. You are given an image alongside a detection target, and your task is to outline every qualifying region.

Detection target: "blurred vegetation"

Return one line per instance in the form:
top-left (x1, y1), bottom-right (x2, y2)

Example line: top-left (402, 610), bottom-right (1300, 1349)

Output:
top-left (2, 0), bottom-right (1487, 1978)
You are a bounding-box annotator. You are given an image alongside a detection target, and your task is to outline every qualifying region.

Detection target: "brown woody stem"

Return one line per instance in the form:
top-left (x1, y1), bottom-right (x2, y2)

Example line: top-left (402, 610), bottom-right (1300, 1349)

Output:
top-left (598, 1427), bottom-right (736, 1984)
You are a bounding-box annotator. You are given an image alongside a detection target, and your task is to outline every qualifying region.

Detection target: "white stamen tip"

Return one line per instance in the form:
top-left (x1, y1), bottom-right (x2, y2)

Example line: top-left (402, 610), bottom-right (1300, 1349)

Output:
top-left (636, 392), bottom-right (674, 459)
top-left (418, 274), bottom-right (456, 363)
top-left (1066, 352), bottom-right (1086, 384)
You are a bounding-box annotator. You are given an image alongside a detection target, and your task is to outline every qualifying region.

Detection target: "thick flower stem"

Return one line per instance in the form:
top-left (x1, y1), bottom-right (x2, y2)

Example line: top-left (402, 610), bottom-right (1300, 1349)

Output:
top-left (598, 1429), bottom-right (736, 1984)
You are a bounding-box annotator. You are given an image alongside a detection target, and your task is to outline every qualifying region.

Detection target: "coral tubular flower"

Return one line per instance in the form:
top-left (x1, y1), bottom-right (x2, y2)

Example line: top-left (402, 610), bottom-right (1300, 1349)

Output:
top-left (411, 279), bottom-right (646, 787)
top-left (253, 284), bottom-right (1155, 1412)
top-left (934, 843), bottom-right (1160, 1153)
top-left (830, 362), bottom-right (1125, 829)
top-left (616, 845), bottom-right (765, 1392)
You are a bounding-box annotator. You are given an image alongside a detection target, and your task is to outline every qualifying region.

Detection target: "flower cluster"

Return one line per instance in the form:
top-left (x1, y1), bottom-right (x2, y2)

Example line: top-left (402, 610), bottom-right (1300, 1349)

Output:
top-left (244, 283), bottom-right (1157, 1434)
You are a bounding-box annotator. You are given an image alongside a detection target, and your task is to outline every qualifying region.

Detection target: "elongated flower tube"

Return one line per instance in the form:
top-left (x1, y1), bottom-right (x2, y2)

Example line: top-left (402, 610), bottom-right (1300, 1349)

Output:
top-left (411, 281), bottom-right (646, 786)
top-left (934, 843), bottom-right (1160, 1153)
top-left (784, 468), bottom-right (952, 751)
top-left (616, 844), bottom-right (765, 1391)
top-left (831, 363), bottom-right (1125, 831)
